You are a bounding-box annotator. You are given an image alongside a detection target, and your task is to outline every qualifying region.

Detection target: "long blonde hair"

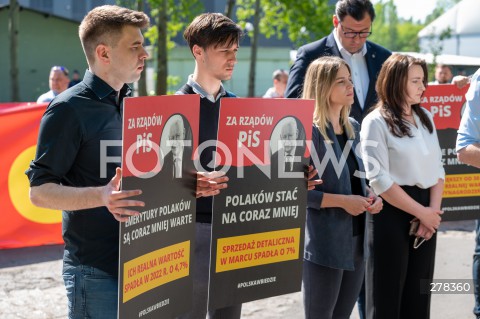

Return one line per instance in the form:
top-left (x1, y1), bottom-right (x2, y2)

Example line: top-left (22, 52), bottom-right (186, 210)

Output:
top-left (302, 56), bottom-right (354, 143)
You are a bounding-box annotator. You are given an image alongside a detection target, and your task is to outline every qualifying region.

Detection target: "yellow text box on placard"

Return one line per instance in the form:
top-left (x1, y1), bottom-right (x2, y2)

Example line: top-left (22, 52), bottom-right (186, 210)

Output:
top-left (216, 228), bottom-right (300, 273)
top-left (443, 174), bottom-right (480, 198)
top-left (122, 241), bottom-right (190, 303)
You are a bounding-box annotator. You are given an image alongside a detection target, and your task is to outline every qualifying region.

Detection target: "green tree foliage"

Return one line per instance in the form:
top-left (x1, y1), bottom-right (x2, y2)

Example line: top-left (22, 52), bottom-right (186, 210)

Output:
top-left (9, 0), bottom-right (20, 101)
top-left (225, 0), bottom-right (236, 18)
top-left (368, 0), bottom-right (397, 50)
top-left (117, 0), bottom-right (203, 95)
top-left (369, 0), bottom-right (462, 54)
top-left (247, 0), bottom-right (261, 97)
top-left (396, 22), bottom-right (423, 52)
top-left (136, 0), bottom-right (148, 96)
top-left (369, 0), bottom-right (461, 81)
top-left (147, 0), bottom-right (203, 95)
top-left (419, 0), bottom-right (459, 79)
top-left (236, 0), bottom-right (333, 48)
top-left (235, 0), bottom-right (332, 96)
top-left (369, 0), bottom-right (423, 52)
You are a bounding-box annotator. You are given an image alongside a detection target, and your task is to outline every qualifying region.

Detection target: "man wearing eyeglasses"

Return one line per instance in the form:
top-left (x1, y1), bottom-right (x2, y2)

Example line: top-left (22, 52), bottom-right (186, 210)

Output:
top-left (285, 1), bottom-right (390, 319)
top-left (36, 66), bottom-right (70, 103)
top-left (285, 0), bottom-right (391, 124)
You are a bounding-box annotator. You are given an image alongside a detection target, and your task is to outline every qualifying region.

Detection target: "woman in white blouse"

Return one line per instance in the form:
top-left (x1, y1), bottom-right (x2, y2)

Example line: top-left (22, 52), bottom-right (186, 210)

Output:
top-left (360, 54), bottom-right (445, 319)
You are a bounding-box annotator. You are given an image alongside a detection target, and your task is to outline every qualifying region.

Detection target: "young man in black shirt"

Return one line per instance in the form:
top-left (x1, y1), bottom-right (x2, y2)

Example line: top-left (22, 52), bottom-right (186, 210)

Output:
top-left (176, 13), bottom-right (320, 319)
top-left (175, 13), bottom-right (244, 319)
top-left (26, 6), bottom-right (223, 319)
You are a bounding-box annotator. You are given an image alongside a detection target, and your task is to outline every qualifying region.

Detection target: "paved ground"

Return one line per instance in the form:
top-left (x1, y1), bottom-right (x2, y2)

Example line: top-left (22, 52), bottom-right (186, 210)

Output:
top-left (0, 220), bottom-right (476, 319)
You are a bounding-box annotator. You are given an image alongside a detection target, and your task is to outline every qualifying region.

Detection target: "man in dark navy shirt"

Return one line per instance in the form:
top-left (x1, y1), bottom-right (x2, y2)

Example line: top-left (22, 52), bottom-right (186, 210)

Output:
top-left (26, 6), bottom-right (150, 319)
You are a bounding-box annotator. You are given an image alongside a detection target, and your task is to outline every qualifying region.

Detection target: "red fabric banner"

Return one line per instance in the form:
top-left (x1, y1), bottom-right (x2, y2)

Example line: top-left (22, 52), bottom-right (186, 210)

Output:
top-left (0, 102), bottom-right (63, 249)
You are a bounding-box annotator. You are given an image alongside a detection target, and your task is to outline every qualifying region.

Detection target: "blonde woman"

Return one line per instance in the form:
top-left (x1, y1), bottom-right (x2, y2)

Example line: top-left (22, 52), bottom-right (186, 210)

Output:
top-left (303, 56), bottom-right (382, 319)
top-left (360, 54), bottom-right (445, 319)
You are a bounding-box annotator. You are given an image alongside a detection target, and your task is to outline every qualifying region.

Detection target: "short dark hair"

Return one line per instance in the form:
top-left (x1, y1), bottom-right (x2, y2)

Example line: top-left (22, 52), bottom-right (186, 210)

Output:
top-left (183, 13), bottom-right (243, 53)
top-left (436, 63), bottom-right (452, 71)
top-left (335, 0), bottom-right (376, 22)
top-left (79, 5), bottom-right (149, 66)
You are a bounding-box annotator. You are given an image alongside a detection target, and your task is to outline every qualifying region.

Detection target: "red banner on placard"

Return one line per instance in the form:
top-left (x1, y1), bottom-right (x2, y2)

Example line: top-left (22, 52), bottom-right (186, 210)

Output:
top-left (215, 98), bottom-right (312, 167)
top-left (422, 84), bottom-right (469, 129)
top-left (0, 103), bottom-right (63, 249)
top-left (121, 95), bottom-right (200, 178)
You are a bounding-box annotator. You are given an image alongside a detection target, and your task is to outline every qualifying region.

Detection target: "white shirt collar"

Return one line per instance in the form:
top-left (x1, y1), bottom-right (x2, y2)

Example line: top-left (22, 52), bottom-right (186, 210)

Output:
top-left (187, 75), bottom-right (226, 103)
top-left (333, 29), bottom-right (367, 57)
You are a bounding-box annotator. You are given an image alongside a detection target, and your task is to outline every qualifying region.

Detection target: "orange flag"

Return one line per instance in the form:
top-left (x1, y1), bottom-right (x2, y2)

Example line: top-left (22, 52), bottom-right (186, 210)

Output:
top-left (0, 103), bottom-right (63, 248)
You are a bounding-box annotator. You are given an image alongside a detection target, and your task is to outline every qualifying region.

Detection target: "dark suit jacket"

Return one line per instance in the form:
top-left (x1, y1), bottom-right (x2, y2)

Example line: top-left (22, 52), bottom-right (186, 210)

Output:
top-left (270, 145), bottom-right (306, 178)
top-left (161, 147), bottom-right (193, 181)
top-left (305, 119), bottom-right (367, 270)
top-left (123, 146), bottom-right (196, 209)
top-left (285, 32), bottom-right (391, 123)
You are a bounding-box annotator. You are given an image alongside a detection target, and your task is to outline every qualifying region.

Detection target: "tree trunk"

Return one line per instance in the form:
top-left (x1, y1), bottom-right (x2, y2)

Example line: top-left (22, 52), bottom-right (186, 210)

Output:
top-left (9, 0), bottom-right (19, 102)
top-left (224, 0), bottom-right (236, 18)
top-left (137, 0), bottom-right (148, 96)
top-left (156, 0), bottom-right (167, 95)
top-left (247, 0), bottom-right (261, 97)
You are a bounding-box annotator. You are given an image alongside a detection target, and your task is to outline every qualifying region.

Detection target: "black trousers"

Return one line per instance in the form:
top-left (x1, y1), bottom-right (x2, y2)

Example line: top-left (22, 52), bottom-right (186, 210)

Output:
top-left (366, 186), bottom-right (437, 319)
top-left (177, 223), bottom-right (242, 319)
top-left (303, 235), bottom-right (365, 319)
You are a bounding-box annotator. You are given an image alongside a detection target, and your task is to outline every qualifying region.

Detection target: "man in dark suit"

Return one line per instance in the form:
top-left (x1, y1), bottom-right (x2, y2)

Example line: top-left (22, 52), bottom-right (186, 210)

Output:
top-left (285, 0), bottom-right (391, 123)
top-left (271, 118), bottom-right (306, 179)
top-left (162, 117), bottom-right (190, 179)
top-left (157, 116), bottom-right (196, 199)
top-left (124, 116), bottom-right (196, 205)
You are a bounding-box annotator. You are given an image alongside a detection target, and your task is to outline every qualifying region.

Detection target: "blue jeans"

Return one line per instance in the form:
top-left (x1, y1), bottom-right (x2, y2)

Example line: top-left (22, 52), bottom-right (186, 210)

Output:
top-left (474, 221), bottom-right (480, 317)
top-left (63, 264), bottom-right (118, 319)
